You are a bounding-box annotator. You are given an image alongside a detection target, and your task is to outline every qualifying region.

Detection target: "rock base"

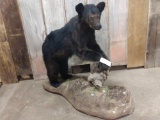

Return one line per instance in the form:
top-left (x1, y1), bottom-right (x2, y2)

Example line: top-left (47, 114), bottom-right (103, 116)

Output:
top-left (43, 78), bottom-right (134, 120)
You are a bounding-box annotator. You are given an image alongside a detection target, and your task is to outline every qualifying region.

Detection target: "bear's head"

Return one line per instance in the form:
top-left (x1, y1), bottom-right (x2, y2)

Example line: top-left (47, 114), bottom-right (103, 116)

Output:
top-left (75, 2), bottom-right (105, 30)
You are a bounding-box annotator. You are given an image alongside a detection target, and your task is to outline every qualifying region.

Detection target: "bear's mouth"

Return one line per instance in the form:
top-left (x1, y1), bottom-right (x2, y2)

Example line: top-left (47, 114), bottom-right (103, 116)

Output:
top-left (95, 26), bottom-right (101, 30)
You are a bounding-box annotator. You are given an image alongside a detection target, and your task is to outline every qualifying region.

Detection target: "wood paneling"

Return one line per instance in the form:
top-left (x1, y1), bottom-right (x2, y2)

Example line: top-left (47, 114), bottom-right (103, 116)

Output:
top-left (0, 11), bottom-right (18, 83)
top-left (127, 0), bottom-right (149, 68)
top-left (146, 0), bottom-right (160, 68)
top-left (17, 0), bottom-right (47, 79)
top-left (42, 0), bottom-right (66, 34)
top-left (155, 16), bottom-right (160, 67)
top-left (109, 0), bottom-right (128, 65)
top-left (0, 0), bottom-right (32, 76)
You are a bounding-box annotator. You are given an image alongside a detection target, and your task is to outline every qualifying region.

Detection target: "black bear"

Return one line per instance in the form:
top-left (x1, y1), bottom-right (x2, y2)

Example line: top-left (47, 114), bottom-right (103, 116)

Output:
top-left (42, 2), bottom-right (110, 87)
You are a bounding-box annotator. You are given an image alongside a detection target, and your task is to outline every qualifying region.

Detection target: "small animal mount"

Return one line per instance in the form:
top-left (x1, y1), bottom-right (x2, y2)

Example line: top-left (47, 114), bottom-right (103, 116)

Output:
top-left (88, 72), bottom-right (107, 88)
top-left (88, 62), bottom-right (109, 88)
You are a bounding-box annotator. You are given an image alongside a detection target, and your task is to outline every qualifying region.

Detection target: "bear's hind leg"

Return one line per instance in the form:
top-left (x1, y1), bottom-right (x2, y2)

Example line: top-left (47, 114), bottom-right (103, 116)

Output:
top-left (45, 60), bottom-right (62, 87)
top-left (59, 59), bottom-right (73, 80)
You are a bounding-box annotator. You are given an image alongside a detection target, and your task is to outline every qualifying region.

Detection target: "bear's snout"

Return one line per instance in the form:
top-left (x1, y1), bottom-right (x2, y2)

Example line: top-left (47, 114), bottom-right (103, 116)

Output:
top-left (95, 23), bottom-right (102, 30)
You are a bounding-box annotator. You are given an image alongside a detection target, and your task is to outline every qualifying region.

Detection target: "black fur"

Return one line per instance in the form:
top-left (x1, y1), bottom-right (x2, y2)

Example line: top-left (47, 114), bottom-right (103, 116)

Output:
top-left (42, 2), bottom-right (109, 87)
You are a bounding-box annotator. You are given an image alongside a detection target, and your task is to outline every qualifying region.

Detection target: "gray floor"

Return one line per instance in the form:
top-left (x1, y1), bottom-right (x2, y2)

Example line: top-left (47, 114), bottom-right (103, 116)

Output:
top-left (0, 68), bottom-right (160, 120)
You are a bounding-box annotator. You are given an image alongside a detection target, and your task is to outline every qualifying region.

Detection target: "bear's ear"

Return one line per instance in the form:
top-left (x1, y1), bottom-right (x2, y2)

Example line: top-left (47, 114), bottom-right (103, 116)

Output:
top-left (75, 3), bottom-right (84, 14)
top-left (97, 2), bottom-right (105, 13)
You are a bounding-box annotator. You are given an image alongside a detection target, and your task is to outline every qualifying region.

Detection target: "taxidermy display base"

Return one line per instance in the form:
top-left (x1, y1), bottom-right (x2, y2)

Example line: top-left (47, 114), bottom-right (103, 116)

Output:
top-left (43, 76), bottom-right (134, 120)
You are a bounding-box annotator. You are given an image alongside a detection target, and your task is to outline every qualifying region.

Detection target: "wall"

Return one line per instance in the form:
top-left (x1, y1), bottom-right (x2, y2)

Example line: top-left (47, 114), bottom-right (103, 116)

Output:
top-left (127, 0), bottom-right (149, 68)
top-left (109, 0), bottom-right (128, 65)
top-left (0, 0), bottom-right (32, 84)
top-left (146, 0), bottom-right (160, 68)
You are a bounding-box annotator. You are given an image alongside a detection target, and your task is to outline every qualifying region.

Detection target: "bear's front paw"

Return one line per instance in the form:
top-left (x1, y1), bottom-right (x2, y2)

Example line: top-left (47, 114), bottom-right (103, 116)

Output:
top-left (98, 62), bottom-right (110, 72)
top-left (50, 81), bottom-right (62, 88)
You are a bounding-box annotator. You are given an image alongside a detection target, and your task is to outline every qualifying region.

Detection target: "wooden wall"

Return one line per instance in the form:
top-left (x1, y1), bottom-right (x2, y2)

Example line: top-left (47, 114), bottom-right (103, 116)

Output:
top-left (17, 0), bottom-right (152, 79)
top-left (109, 0), bottom-right (128, 65)
top-left (18, 0), bottom-right (46, 80)
top-left (0, 11), bottom-right (17, 83)
top-left (0, 0), bottom-right (32, 83)
top-left (146, 0), bottom-right (160, 68)
top-left (127, 0), bottom-right (149, 68)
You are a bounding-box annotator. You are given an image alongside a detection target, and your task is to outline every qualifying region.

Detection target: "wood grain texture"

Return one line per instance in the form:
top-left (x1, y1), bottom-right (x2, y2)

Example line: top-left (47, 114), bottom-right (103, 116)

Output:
top-left (0, 0), bottom-right (32, 76)
top-left (127, 0), bottom-right (149, 68)
top-left (42, 0), bottom-right (66, 34)
top-left (146, 0), bottom-right (160, 68)
top-left (146, 15), bottom-right (158, 68)
top-left (155, 15), bottom-right (160, 67)
top-left (0, 11), bottom-right (18, 83)
top-left (109, 0), bottom-right (128, 65)
top-left (17, 0), bottom-right (47, 79)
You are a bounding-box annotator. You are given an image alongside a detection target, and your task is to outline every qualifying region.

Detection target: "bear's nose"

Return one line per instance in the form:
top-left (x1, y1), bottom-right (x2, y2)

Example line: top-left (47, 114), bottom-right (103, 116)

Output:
top-left (95, 24), bottom-right (102, 30)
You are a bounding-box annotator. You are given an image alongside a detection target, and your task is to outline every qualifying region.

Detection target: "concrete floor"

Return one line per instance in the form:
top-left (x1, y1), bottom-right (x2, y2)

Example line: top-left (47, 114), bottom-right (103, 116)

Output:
top-left (0, 68), bottom-right (160, 120)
